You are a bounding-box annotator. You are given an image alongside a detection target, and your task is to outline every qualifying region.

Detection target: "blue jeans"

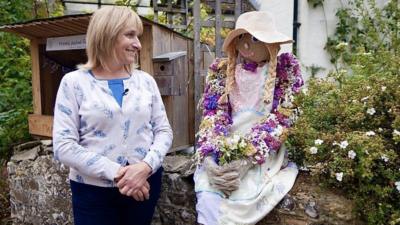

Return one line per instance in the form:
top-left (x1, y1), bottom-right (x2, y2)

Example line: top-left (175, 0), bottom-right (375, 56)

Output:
top-left (70, 167), bottom-right (163, 225)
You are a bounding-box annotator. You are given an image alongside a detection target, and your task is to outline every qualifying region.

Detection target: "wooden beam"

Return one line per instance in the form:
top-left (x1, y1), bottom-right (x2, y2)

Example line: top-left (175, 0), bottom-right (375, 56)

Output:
top-left (193, 0), bottom-right (202, 137)
top-left (139, 25), bottom-right (153, 74)
top-left (235, 0), bottom-right (241, 20)
top-left (215, 0), bottom-right (222, 57)
top-left (201, 20), bottom-right (234, 29)
top-left (28, 114), bottom-right (53, 137)
top-left (30, 39), bottom-right (42, 114)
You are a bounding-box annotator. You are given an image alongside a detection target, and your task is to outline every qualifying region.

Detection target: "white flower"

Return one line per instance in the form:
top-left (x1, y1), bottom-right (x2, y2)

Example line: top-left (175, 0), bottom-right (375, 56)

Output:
top-left (333, 141), bottom-right (338, 146)
top-left (239, 139), bottom-right (247, 148)
top-left (361, 96), bottom-right (369, 102)
top-left (365, 149), bottom-right (369, 155)
top-left (309, 147), bottom-right (318, 154)
top-left (336, 42), bottom-right (348, 49)
top-left (315, 139), bottom-right (324, 145)
top-left (393, 129), bottom-right (400, 136)
top-left (381, 154), bottom-right (389, 162)
top-left (395, 181), bottom-right (400, 192)
top-left (271, 126), bottom-right (283, 136)
top-left (335, 172), bottom-right (344, 182)
top-left (378, 128), bottom-right (383, 132)
top-left (339, 140), bottom-right (349, 149)
top-left (367, 108), bottom-right (376, 115)
top-left (381, 86), bottom-right (386, 91)
top-left (299, 166), bottom-right (309, 171)
top-left (348, 150), bottom-right (356, 159)
top-left (233, 134), bottom-right (240, 143)
top-left (366, 131), bottom-right (376, 136)
top-left (366, 86), bottom-right (371, 90)
top-left (302, 88), bottom-right (309, 95)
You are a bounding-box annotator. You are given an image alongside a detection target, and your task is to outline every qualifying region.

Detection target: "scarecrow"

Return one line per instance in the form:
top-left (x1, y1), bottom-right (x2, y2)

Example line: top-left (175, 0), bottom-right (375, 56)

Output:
top-left (194, 11), bottom-right (304, 225)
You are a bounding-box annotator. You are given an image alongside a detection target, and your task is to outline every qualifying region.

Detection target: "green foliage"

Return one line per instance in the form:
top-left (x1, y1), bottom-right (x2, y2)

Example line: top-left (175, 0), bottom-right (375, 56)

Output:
top-left (308, 0), bottom-right (324, 8)
top-left (0, 0), bottom-right (64, 160)
top-left (288, 1), bottom-right (400, 224)
top-left (0, 32), bottom-right (32, 160)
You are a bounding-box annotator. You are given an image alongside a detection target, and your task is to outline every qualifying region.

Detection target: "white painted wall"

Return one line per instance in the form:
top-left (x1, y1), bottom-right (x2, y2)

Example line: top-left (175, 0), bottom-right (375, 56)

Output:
top-left (296, 0), bottom-right (343, 79)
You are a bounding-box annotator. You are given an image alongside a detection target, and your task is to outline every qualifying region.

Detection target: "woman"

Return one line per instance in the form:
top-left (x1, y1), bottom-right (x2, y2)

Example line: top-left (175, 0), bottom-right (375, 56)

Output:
top-left (195, 11), bottom-right (304, 225)
top-left (53, 6), bottom-right (173, 225)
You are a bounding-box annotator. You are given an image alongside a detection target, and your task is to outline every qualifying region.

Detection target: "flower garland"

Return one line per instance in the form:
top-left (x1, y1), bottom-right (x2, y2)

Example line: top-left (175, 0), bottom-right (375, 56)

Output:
top-left (196, 53), bottom-right (304, 165)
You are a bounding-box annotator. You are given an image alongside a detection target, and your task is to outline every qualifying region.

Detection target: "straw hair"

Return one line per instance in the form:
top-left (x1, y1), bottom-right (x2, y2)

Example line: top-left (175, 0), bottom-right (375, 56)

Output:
top-left (80, 6), bottom-right (143, 72)
top-left (263, 44), bottom-right (279, 104)
top-left (219, 44), bottom-right (237, 104)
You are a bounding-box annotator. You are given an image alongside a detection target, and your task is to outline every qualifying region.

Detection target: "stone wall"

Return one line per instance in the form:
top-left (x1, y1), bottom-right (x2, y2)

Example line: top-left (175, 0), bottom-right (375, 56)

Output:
top-left (7, 141), bottom-right (363, 225)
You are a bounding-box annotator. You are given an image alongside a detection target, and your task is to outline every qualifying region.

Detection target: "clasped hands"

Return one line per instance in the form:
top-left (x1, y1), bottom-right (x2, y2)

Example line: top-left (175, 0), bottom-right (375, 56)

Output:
top-left (114, 161), bottom-right (152, 201)
top-left (204, 156), bottom-right (253, 197)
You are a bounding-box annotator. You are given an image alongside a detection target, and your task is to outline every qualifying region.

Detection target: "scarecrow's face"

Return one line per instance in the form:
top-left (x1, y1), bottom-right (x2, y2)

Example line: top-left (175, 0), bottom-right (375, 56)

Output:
top-left (235, 33), bottom-right (269, 63)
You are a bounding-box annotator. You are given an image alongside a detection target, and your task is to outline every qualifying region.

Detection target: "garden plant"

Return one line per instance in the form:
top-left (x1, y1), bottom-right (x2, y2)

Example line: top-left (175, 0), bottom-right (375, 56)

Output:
top-left (288, 0), bottom-right (400, 224)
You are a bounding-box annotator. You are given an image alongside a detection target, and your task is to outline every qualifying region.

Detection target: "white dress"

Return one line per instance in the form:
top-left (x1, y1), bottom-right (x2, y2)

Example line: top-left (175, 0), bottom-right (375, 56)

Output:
top-left (194, 63), bottom-right (298, 225)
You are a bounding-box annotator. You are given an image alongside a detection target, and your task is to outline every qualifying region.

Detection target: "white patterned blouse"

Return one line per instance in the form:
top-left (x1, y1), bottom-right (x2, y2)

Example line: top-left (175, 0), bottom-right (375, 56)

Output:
top-left (53, 69), bottom-right (173, 187)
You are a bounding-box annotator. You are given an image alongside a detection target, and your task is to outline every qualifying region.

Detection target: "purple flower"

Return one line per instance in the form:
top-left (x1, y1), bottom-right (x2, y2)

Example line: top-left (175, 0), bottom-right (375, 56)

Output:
top-left (214, 124), bottom-right (229, 136)
top-left (264, 135), bottom-right (281, 151)
top-left (272, 98), bottom-right (280, 111)
top-left (200, 144), bottom-right (217, 157)
top-left (242, 62), bottom-right (258, 72)
top-left (209, 59), bottom-right (220, 72)
top-left (204, 94), bottom-right (220, 110)
top-left (204, 110), bottom-right (216, 116)
top-left (266, 119), bottom-right (277, 128)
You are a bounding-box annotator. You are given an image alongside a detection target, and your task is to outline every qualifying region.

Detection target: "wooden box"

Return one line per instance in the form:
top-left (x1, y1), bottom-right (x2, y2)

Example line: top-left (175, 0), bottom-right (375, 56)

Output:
top-left (153, 51), bottom-right (186, 96)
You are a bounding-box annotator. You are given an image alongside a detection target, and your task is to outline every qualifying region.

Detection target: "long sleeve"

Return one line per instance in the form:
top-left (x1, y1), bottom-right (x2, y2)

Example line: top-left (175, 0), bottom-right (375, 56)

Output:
top-left (53, 75), bottom-right (121, 181)
top-left (142, 77), bottom-right (173, 174)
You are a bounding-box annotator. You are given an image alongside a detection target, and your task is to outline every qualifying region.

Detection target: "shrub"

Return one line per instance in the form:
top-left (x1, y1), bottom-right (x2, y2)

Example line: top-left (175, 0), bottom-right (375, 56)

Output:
top-left (288, 0), bottom-right (400, 224)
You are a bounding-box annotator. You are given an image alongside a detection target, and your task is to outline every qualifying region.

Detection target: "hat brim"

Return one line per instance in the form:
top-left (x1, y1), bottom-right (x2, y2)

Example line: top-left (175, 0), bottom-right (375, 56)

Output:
top-left (222, 28), bottom-right (294, 53)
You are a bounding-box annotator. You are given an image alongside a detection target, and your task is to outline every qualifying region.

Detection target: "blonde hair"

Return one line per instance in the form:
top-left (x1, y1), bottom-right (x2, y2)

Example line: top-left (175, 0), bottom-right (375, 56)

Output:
top-left (220, 42), bottom-right (280, 104)
top-left (263, 44), bottom-right (279, 104)
top-left (219, 43), bottom-right (237, 103)
top-left (80, 6), bottom-right (143, 72)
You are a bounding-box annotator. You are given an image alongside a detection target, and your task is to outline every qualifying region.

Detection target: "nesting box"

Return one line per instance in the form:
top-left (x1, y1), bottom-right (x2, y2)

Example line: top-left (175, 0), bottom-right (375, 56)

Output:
top-left (153, 51), bottom-right (187, 96)
top-left (0, 14), bottom-right (196, 151)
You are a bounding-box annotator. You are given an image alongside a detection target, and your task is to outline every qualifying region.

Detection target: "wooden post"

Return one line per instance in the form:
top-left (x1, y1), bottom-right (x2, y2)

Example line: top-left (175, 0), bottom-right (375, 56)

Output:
top-left (193, 0), bottom-right (201, 138)
top-left (235, 0), bottom-right (241, 20)
top-left (30, 38), bottom-right (42, 115)
top-left (215, 0), bottom-right (222, 57)
top-left (152, 0), bottom-right (158, 22)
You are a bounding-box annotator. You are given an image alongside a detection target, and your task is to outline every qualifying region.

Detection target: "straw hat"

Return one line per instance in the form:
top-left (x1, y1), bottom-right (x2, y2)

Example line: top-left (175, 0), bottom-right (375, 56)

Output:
top-left (222, 11), bottom-right (293, 52)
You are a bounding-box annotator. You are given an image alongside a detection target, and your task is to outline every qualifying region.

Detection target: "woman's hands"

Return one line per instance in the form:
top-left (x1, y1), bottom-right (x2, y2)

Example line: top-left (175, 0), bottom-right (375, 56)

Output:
top-left (114, 162), bottom-right (152, 201)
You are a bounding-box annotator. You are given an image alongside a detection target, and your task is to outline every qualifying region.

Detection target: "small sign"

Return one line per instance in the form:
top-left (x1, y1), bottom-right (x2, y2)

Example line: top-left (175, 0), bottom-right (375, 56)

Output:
top-left (46, 34), bottom-right (86, 51)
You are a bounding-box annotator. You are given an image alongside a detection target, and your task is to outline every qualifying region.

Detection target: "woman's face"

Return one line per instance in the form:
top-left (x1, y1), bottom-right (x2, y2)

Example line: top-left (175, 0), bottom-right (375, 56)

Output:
top-left (235, 33), bottom-right (269, 63)
top-left (113, 25), bottom-right (142, 66)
